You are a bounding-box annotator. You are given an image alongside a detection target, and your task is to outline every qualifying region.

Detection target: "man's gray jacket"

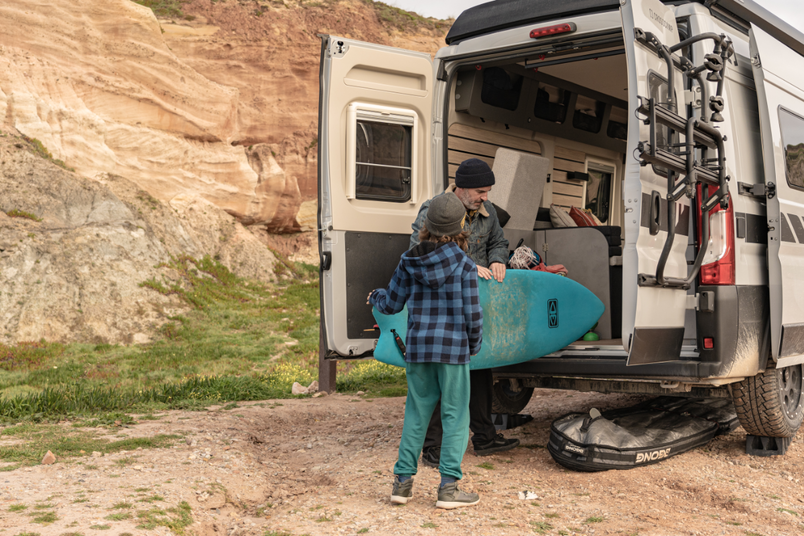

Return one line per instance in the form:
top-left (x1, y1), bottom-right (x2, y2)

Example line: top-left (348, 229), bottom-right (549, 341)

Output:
top-left (410, 185), bottom-right (509, 269)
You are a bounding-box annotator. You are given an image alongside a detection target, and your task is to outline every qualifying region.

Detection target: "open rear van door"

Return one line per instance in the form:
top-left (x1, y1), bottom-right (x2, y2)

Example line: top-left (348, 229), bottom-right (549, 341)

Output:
top-left (318, 36), bottom-right (434, 361)
top-left (750, 27), bottom-right (804, 366)
top-left (620, 0), bottom-right (691, 364)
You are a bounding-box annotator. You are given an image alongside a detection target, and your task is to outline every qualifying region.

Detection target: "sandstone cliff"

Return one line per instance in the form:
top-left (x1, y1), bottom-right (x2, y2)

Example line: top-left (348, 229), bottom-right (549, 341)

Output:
top-left (0, 0), bottom-right (447, 344)
top-left (0, 0), bottom-right (447, 232)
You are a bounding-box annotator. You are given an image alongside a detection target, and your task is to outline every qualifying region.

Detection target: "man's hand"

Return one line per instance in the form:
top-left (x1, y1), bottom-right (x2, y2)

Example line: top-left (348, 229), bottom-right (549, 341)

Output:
top-left (477, 262), bottom-right (506, 283)
top-left (366, 290), bottom-right (374, 305)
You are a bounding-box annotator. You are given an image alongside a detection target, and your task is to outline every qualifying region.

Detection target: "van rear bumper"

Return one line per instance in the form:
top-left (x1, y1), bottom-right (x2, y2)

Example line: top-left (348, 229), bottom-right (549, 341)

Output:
top-left (495, 285), bottom-right (770, 383)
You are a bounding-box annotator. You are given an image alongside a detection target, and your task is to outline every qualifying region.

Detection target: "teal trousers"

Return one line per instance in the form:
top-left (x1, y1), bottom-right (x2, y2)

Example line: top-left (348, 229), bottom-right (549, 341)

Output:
top-left (394, 361), bottom-right (471, 480)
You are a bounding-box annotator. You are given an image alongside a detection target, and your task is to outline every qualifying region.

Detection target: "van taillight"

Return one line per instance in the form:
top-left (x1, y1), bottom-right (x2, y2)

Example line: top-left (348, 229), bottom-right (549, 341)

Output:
top-left (696, 186), bottom-right (735, 285)
top-left (530, 23), bottom-right (576, 39)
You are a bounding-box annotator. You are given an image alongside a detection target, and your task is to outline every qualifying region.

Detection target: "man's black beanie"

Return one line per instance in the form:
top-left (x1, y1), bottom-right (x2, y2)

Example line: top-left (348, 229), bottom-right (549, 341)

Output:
top-left (455, 158), bottom-right (495, 189)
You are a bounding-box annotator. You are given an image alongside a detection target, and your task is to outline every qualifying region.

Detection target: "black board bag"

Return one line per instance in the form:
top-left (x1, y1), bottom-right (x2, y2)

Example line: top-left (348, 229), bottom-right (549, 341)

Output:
top-left (548, 397), bottom-right (738, 472)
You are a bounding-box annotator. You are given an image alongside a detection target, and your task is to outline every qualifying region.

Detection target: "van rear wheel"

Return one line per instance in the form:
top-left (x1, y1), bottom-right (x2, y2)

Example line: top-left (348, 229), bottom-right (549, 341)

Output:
top-left (732, 360), bottom-right (804, 438)
top-left (491, 379), bottom-right (534, 415)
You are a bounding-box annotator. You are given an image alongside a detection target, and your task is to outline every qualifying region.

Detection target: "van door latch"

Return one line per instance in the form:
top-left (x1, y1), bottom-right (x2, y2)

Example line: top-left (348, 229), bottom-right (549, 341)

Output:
top-left (738, 181), bottom-right (775, 199)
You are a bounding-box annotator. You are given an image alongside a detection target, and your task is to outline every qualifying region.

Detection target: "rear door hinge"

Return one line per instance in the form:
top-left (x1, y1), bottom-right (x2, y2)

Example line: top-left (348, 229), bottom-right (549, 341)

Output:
top-left (738, 181), bottom-right (775, 199)
top-left (684, 87), bottom-right (702, 108)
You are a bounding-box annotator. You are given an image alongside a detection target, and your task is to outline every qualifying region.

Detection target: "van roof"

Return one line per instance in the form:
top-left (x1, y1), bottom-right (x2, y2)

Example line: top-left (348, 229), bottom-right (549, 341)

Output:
top-left (445, 0), bottom-right (804, 59)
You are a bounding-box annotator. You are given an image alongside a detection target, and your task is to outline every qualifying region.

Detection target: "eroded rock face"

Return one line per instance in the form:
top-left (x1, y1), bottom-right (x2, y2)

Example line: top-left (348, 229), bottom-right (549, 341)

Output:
top-left (0, 0), bottom-right (295, 230)
top-left (0, 0), bottom-right (447, 229)
top-left (0, 136), bottom-right (277, 345)
top-left (0, 0), bottom-right (448, 343)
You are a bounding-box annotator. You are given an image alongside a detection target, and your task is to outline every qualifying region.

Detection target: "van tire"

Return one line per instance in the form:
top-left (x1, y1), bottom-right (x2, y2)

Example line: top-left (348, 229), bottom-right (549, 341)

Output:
top-left (732, 360), bottom-right (804, 438)
top-left (491, 379), bottom-right (534, 415)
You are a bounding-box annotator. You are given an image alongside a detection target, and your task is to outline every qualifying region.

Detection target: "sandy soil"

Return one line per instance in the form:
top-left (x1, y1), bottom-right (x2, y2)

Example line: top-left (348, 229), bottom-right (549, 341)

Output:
top-left (2, 389), bottom-right (803, 536)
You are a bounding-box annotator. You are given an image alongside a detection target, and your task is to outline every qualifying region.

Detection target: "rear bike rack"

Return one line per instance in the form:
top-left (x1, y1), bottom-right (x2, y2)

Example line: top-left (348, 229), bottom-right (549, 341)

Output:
top-left (633, 29), bottom-right (735, 290)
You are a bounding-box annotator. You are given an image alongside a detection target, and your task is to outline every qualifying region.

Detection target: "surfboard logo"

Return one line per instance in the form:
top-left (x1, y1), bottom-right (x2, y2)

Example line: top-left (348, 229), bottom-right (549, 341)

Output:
top-left (548, 299), bottom-right (559, 328)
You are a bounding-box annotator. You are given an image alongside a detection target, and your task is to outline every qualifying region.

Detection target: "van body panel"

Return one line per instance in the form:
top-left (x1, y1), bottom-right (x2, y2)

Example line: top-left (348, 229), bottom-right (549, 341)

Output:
top-left (318, 36), bottom-right (435, 358)
top-left (750, 26), bottom-right (804, 365)
top-left (696, 285), bottom-right (769, 378)
top-left (445, 0), bottom-right (622, 45)
top-left (436, 11), bottom-right (623, 63)
top-left (620, 0), bottom-right (690, 362)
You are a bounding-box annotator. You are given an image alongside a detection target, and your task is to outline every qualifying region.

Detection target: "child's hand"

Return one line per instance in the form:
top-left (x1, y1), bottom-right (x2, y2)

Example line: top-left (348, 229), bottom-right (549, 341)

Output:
top-left (366, 290), bottom-right (375, 305)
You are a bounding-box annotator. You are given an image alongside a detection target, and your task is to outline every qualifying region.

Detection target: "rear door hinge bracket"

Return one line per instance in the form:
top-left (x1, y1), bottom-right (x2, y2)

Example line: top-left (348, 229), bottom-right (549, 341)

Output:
top-left (684, 87), bottom-right (702, 108)
top-left (738, 181), bottom-right (775, 199)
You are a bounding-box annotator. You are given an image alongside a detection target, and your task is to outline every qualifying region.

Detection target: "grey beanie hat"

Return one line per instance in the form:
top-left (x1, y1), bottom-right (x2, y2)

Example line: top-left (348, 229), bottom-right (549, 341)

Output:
top-left (425, 193), bottom-right (466, 237)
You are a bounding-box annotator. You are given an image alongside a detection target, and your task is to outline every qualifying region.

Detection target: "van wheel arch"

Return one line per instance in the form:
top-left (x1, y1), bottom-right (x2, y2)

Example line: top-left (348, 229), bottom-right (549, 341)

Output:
top-left (732, 360), bottom-right (804, 438)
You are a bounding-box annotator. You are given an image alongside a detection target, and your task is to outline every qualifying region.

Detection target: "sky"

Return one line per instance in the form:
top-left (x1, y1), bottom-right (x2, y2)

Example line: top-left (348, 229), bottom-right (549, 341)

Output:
top-left (389, 0), bottom-right (804, 29)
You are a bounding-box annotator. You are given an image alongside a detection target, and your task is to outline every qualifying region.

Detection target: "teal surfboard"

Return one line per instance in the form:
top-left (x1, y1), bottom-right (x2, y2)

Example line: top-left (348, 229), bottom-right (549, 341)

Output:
top-left (372, 270), bottom-right (604, 370)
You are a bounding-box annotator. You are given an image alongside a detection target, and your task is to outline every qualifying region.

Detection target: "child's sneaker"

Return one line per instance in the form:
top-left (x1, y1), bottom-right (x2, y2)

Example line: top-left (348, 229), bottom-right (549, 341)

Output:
top-left (391, 476), bottom-right (413, 504)
top-left (436, 482), bottom-right (480, 509)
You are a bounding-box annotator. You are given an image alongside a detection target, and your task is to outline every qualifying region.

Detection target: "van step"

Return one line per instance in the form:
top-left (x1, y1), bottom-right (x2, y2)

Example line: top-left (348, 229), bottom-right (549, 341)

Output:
top-left (745, 435), bottom-right (792, 457)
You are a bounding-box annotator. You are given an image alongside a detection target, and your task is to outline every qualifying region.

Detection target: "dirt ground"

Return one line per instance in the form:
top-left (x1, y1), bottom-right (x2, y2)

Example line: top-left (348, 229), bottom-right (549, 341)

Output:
top-left (2, 389), bottom-right (804, 536)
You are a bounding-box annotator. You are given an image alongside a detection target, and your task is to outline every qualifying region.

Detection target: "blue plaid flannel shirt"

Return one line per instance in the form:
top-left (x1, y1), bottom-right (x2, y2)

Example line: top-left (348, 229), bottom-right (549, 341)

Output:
top-left (370, 242), bottom-right (483, 364)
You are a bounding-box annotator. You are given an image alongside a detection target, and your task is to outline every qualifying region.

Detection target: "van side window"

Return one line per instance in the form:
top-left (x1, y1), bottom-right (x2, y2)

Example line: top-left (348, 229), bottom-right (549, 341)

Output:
top-left (779, 108), bottom-right (804, 191)
top-left (348, 105), bottom-right (415, 203)
top-left (586, 166), bottom-right (613, 223)
top-left (480, 67), bottom-right (522, 111)
top-left (534, 83), bottom-right (571, 123)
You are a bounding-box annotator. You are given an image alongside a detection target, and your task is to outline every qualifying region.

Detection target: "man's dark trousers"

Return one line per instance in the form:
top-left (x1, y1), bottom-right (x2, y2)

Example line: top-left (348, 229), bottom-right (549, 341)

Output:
top-left (423, 368), bottom-right (496, 449)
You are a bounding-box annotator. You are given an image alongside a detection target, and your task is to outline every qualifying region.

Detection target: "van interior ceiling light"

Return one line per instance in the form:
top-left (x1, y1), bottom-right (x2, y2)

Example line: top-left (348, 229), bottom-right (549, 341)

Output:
top-left (529, 23), bottom-right (576, 39)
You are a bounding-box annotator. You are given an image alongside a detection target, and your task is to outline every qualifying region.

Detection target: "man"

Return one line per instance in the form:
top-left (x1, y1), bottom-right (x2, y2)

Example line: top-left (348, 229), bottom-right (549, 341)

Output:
top-left (410, 158), bottom-right (520, 467)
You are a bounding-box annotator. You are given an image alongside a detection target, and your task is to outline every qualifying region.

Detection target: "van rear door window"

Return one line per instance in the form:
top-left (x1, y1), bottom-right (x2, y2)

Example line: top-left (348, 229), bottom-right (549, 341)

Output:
top-left (354, 119), bottom-right (412, 202)
top-left (780, 107), bottom-right (804, 192)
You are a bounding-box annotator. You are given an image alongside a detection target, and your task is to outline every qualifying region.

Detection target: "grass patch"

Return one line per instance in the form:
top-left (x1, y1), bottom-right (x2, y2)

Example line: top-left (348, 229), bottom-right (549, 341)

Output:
top-left (31, 511), bottom-right (57, 524)
top-left (19, 135), bottom-right (74, 172)
top-left (584, 516), bottom-right (604, 523)
top-left (5, 209), bottom-right (42, 222)
top-left (105, 511), bottom-right (132, 521)
top-left (476, 462), bottom-right (495, 470)
top-left (0, 254), bottom-right (404, 421)
top-left (131, 0), bottom-right (193, 19)
top-left (9, 503), bottom-right (27, 511)
top-left (531, 521), bottom-right (553, 534)
top-left (0, 424), bottom-right (179, 466)
top-left (135, 501), bottom-right (192, 533)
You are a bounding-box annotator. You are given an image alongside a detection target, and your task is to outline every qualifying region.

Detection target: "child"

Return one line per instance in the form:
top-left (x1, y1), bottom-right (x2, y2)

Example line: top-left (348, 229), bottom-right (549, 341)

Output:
top-left (368, 192), bottom-right (483, 509)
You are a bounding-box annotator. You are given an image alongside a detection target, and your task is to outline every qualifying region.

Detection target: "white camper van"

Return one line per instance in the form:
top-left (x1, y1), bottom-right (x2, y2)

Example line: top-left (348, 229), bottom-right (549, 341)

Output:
top-left (317, 0), bottom-right (804, 443)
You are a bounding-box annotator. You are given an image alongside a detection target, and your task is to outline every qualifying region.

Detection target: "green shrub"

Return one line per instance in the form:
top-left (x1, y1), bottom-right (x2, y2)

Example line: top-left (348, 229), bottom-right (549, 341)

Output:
top-left (5, 209), bottom-right (42, 222)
